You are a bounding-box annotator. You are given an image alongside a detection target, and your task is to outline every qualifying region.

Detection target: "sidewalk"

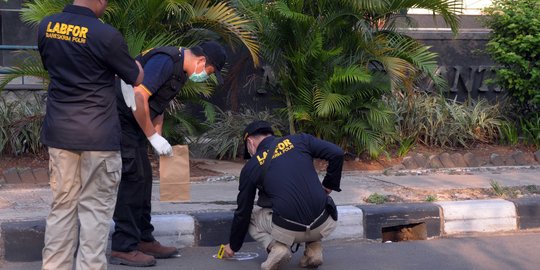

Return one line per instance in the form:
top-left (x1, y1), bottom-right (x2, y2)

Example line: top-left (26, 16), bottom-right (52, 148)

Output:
top-left (1, 159), bottom-right (540, 262)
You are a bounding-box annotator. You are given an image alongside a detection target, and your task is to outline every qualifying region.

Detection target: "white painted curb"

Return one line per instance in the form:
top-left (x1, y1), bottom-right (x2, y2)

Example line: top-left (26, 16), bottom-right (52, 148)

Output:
top-left (325, 206), bottom-right (364, 240)
top-left (436, 199), bottom-right (517, 234)
top-left (110, 214), bottom-right (195, 248)
top-left (105, 199), bottom-right (522, 249)
top-left (151, 215), bottom-right (195, 248)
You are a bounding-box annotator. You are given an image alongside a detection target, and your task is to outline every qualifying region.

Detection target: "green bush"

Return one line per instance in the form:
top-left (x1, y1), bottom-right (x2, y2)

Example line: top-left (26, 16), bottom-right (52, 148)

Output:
top-left (387, 93), bottom-right (504, 148)
top-left (499, 121), bottom-right (519, 145)
top-left (520, 114), bottom-right (540, 148)
top-left (397, 137), bottom-right (415, 158)
top-left (483, 0), bottom-right (540, 114)
top-left (497, 113), bottom-right (539, 149)
top-left (0, 95), bottom-right (44, 155)
top-left (193, 109), bottom-right (286, 160)
top-left (237, 0), bottom-right (461, 159)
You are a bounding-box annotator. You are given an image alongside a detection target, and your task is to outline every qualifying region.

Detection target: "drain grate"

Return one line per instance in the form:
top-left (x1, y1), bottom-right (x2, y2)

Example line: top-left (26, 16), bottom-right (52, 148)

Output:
top-left (381, 222), bottom-right (427, 242)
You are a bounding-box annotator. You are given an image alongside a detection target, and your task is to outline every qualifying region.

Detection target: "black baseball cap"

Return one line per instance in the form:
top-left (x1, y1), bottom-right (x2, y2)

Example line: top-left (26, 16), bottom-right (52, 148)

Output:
top-left (243, 120), bottom-right (274, 159)
top-left (194, 41), bottom-right (227, 84)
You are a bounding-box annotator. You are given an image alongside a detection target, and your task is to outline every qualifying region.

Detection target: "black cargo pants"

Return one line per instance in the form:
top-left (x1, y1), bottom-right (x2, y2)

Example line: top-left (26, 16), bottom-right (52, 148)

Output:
top-left (111, 85), bottom-right (156, 252)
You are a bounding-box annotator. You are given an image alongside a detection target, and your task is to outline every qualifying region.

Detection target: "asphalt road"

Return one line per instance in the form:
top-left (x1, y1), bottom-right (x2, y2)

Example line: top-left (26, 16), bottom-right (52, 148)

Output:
top-left (3, 233), bottom-right (540, 270)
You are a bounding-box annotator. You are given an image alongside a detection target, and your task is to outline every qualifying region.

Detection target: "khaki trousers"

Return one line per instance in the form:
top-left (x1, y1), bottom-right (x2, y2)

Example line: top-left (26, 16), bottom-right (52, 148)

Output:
top-left (248, 207), bottom-right (337, 250)
top-left (42, 147), bottom-right (122, 270)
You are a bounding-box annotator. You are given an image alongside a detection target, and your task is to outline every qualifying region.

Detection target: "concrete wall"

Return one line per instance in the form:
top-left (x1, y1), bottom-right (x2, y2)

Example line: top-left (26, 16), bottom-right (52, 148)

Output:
top-left (410, 0), bottom-right (493, 15)
top-left (407, 30), bottom-right (499, 102)
top-left (403, 14), bottom-right (499, 102)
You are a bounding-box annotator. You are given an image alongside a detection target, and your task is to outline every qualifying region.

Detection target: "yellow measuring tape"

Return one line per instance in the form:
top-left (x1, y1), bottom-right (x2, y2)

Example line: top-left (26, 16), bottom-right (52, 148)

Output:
top-left (217, 244), bottom-right (225, 259)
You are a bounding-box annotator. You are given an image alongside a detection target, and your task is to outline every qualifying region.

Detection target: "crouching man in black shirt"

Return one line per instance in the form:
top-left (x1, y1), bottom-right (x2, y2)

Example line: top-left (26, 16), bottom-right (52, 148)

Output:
top-left (222, 121), bottom-right (344, 269)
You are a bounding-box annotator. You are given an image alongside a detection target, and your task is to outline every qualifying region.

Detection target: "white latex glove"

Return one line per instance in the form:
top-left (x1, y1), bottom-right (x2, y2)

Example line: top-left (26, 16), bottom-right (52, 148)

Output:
top-left (120, 79), bottom-right (137, 111)
top-left (148, 133), bottom-right (173, 156)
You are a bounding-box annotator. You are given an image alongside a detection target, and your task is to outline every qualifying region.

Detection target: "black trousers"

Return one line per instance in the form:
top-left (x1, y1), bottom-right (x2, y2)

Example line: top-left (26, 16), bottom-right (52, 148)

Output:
top-left (112, 95), bottom-right (156, 252)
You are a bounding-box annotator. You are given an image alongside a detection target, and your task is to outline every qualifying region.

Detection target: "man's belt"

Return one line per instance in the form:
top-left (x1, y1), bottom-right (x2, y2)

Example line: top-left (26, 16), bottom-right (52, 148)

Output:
top-left (272, 209), bottom-right (329, 232)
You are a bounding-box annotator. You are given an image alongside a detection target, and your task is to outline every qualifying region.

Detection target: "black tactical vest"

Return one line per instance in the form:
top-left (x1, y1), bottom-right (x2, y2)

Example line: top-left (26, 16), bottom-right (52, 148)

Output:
top-left (136, 46), bottom-right (186, 119)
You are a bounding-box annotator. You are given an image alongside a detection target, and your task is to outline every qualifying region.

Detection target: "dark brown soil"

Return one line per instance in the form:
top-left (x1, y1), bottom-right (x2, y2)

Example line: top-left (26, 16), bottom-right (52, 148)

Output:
top-left (148, 154), bottom-right (222, 179)
top-left (1, 144), bottom-right (537, 180)
top-left (0, 152), bottom-right (220, 179)
top-left (316, 143), bottom-right (538, 172)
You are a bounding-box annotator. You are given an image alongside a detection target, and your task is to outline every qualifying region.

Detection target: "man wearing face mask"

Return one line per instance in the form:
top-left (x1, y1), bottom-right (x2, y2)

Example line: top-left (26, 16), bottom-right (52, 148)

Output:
top-left (110, 41), bottom-right (227, 267)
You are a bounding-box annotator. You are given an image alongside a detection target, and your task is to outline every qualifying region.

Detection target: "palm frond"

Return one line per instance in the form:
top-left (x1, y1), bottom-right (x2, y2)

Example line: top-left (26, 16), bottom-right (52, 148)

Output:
top-left (344, 119), bottom-right (385, 158)
top-left (20, 0), bottom-right (68, 26)
top-left (384, 34), bottom-right (448, 90)
top-left (329, 66), bottom-right (373, 85)
top-left (192, 0), bottom-right (260, 65)
top-left (272, 1), bottom-right (314, 24)
top-left (290, 85), bottom-right (314, 108)
top-left (124, 31), bottom-right (182, 57)
top-left (163, 110), bottom-right (202, 144)
top-left (387, 0), bottom-right (462, 34)
top-left (377, 55), bottom-right (415, 87)
top-left (365, 101), bottom-right (394, 128)
top-left (292, 109), bottom-right (313, 122)
top-left (387, 35), bottom-right (438, 72)
top-left (198, 99), bottom-right (217, 123)
top-left (179, 80), bottom-right (214, 98)
top-left (338, 0), bottom-right (389, 14)
top-left (163, 0), bottom-right (195, 21)
top-left (314, 88), bottom-right (352, 117)
top-left (0, 51), bottom-right (49, 92)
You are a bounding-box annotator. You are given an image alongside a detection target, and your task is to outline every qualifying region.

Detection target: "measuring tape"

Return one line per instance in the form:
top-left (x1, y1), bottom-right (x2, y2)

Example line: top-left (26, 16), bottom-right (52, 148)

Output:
top-left (217, 244), bottom-right (225, 259)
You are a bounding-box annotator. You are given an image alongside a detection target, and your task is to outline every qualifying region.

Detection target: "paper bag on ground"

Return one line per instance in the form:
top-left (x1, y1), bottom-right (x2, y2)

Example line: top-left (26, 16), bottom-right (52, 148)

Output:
top-left (159, 145), bottom-right (190, 202)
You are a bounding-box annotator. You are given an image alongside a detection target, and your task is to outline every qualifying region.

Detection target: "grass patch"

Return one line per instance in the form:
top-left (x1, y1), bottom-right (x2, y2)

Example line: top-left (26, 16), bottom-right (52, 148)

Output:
top-left (490, 179), bottom-right (505, 197)
top-left (490, 179), bottom-right (519, 198)
top-left (366, 193), bottom-right (388, 204)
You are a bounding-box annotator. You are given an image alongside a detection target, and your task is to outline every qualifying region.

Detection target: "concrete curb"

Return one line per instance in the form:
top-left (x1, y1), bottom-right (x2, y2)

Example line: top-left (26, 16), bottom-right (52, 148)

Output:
top-left (2, 197), bottom-right (540, 262)
top-left (436, 199), bottom-right (517, 234)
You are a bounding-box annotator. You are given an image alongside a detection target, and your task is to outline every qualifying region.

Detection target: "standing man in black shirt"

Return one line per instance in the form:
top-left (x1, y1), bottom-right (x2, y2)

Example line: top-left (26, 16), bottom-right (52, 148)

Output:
top-left (37, 1), bottom-right (143, 269)
top-left (109, 41), bottom-right (227, 267)
top-left (222, 121), bottom-right (344, 270)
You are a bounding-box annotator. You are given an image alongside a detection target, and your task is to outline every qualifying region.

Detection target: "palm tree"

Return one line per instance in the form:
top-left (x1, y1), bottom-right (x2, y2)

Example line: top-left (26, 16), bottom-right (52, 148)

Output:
top-left (3, 0), bottom-right (260, 140)
top-left (234, 0), bottom-right (461, 157)
top-left (21, 0), bottom-right (259, 60)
